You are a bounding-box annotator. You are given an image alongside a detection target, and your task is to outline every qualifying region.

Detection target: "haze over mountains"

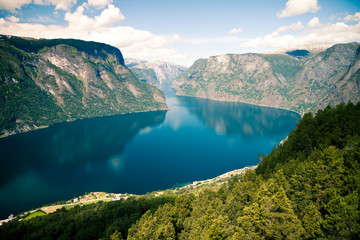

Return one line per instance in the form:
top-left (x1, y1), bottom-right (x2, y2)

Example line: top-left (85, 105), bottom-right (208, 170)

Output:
top-left (125, 58), bottom-right (187, 87)
top-left (173, 42), bottom-right (360, 115)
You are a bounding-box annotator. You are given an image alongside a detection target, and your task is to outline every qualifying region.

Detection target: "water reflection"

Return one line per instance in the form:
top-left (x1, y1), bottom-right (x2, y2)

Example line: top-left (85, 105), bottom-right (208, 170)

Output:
top-left (0, 87), bottom-right (301, 219)
top-left (177, 97), bottom-right (300, 137)
top-left (0, 111), bottom-right (166, 217)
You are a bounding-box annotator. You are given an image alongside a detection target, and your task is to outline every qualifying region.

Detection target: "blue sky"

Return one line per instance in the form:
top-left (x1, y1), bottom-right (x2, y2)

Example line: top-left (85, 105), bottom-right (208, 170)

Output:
top-left (0, 0), bottom-right (359, 66)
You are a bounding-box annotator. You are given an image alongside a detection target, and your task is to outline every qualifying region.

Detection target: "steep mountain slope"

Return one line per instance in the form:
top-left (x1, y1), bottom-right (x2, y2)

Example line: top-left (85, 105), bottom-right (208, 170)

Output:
top-left (125, 58), bottom-right (187, 87)
top-left (173, 42), bottom-right (360, 114)
top-left (0, 35), bottom-right (167, 136)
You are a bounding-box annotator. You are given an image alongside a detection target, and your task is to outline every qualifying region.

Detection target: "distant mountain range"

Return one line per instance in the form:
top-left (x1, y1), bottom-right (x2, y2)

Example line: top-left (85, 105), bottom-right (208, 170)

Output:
top-left (125, 58), bottom-right (187, 87)
top-left (173, 42), bottom-right (360, 115)
top-left (0, 35), bottom-right (167, 137)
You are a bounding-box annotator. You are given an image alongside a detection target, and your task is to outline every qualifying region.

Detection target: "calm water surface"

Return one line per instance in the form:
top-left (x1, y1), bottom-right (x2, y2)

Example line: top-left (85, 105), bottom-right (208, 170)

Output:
top-left (0, 86), bottom-right (300, 218)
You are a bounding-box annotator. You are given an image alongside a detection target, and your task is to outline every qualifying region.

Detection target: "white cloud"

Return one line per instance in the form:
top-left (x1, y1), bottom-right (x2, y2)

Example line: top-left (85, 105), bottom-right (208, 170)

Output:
top-left (307, 17), bottom-right (322, 28)
top-left (0, 0), bottom-right (31, 12)
top-left (0, 0), bottom-right (76, 12)
top-left (49, 0), bottom-right (76, 10)
top-left (344, 12), bottom-right (360, 22)
top-left (229, 28), bottom-right (242, 34)
top-left (274, 21), bottom-right (304, 34)
top-left (88, 0), bottom-right (112, 9)
top-left (94, 4), bottom-right (125, 27)
top-left (277, 0), bottom-right (320, 18)
top-left (6, 16), bottom-right (20, 23)
top-left (240, 20), bottom-right (360, 49)
top-left (34, 0), bottom-right (76, 10)
top-left (64, 5), bottom-right (94, 31)
top-left (0, 4), bottom-right (187, 62)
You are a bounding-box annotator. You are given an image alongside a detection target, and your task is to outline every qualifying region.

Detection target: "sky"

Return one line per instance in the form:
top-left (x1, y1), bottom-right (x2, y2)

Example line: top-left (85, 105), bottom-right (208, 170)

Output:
top-left (0, 0), bottom-right (359, 67)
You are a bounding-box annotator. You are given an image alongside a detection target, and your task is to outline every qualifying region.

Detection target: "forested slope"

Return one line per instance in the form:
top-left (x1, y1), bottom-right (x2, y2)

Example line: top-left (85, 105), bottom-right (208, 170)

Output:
top-left (1, 102), bottom-right (359, 239)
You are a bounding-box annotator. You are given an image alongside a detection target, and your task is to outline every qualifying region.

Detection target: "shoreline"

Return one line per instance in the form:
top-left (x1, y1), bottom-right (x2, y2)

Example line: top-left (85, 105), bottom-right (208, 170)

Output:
top-left (174, 92), bottom-right (303, 117)
top-left (177, 165), bottom-right (257, 190)
top-left (0, 165), bottom-right (257, 224)
top-left (0, 108), bottom-right (168, 139)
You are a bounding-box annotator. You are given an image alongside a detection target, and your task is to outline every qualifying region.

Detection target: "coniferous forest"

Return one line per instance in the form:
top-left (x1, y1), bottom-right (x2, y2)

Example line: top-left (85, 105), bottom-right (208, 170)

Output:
top-left (1, 102), bottom-right (359, 239)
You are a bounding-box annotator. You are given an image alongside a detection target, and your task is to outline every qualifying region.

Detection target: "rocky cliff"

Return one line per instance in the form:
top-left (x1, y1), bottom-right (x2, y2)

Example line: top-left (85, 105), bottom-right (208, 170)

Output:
top-left (126, 58), bottom-right (187, 87)
top-left (173, 42), bottom-right (360, 115)
top-left (0, 35), bottom-right (167, 136)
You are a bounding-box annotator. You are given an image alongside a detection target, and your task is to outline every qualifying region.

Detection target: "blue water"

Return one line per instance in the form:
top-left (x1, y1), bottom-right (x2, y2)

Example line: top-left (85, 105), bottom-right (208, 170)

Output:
top-left (0, 86), bottom-right (300, 218)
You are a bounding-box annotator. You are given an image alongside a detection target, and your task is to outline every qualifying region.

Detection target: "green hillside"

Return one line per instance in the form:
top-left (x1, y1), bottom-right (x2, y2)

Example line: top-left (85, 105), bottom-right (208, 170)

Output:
top-left (1, 102), bottom-right (359, 239)
top-left (0, 35), bottom-right (167, 137)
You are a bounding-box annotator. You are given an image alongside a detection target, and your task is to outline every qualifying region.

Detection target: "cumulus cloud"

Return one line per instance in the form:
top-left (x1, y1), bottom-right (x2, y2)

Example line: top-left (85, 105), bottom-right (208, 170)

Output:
top-left (229, 28), bottom-right (242, 34)
top-left (0, 4), bottom-right (187, 61)
top-left (240, 19), bottom-right (360, 49)
top-left (307, 17), bottom-right (322, 28)
top-left (0, 0), bottom-right (76, 12)
top-left (0, 0), bottom-right (31, 12)
top-left (344, 12), bottom-right (360, 22)
top-left (95, 4), bottom-right (125, 26)
top-left (277, 0), bottom-right (320, 18)
top-left (87, 0), bottom-right (112, 9)
top-left (6, 16), bottom-right (20, 23)
top-left (36, 0), bottom-right (76, 10)
top-left (274, 21), bottom-right (304, 34)
top-left (64, 4), bottom-right (124, 30)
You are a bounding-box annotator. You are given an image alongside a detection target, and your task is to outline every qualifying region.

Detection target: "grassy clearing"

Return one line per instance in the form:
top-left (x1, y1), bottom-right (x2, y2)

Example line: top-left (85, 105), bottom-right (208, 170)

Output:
top-left (23, 210), bottom-right (46, 220)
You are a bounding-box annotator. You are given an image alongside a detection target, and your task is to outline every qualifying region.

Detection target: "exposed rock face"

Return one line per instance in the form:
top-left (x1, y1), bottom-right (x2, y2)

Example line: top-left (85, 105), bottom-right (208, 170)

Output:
top-left (125, 58), bottom-right (187, 87)
top-left (0, 35), bottom-right (167, 136)
top-left (173, 42), bottom-right (360, 115)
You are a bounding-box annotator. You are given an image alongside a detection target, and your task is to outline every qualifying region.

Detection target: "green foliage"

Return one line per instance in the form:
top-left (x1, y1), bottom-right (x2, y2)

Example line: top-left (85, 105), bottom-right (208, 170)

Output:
top-left (1, 102), bottom-right (359, 239)
top-left (128, 204), bottom-right (176, 239)
top-left (0, 195), bottom-right (176, 240)
top-left (23, 210), bottom-right (46, 221)
top-left (110, 230), bottom-right (123, 240)
top-left (257, 102), bottom-right (360, 176)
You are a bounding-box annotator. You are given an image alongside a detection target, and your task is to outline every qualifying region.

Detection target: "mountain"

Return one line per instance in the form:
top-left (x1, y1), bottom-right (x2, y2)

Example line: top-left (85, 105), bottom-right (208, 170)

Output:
top-left (125, 58), bottom-right (187, 87)
top-left (173, 42), bottom-right (360, 115)
top-left (0, 35), bottom-right (167, 137)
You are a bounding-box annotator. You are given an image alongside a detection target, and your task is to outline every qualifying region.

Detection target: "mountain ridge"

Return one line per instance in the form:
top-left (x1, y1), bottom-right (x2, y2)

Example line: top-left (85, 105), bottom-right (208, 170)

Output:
top-left (173, 42), bottom-right (360, 115)
top-left (0, 35), bottom-right (167, 137)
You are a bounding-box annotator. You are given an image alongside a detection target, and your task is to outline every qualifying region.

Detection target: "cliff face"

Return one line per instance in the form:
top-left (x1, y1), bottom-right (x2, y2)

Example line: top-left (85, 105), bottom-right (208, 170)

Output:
top-left (126, 58), bottom-right (187, 87)
top-left (173, 42), bottom-right (360, 115)
top-left (0, 35), bottom-right (167, 136)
